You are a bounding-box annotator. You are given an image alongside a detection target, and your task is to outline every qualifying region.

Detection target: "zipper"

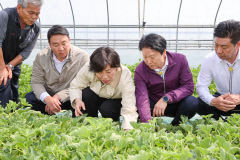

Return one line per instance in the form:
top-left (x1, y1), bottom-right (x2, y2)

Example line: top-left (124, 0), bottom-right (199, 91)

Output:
top-left (158, 71), bottom-right (166, 94)
top-left (155, 63), bottom-right (173, 94)
top-left (163, 77), bottom-right (166, 94)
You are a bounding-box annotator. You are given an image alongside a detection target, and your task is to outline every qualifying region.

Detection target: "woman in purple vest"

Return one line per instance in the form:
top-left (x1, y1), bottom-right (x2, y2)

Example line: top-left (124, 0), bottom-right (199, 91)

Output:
top-left (134, 33), bottom-right (198, 125)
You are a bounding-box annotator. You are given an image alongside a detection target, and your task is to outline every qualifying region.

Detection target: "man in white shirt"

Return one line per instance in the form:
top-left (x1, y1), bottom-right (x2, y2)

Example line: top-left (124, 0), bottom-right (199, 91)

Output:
top-left (196, 20), bottom-right (240, 119)
top-left (25, 25), bottom-right (89, 115)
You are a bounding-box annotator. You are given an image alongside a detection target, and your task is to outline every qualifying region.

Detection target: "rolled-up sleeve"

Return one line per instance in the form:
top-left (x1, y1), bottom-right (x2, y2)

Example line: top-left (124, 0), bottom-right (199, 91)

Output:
top-left (196, 58), bottom-right (214, 105)
top-left (69, 63), bottom-right (91, 108)
top-left (120, 69), bottom-right (138, 129)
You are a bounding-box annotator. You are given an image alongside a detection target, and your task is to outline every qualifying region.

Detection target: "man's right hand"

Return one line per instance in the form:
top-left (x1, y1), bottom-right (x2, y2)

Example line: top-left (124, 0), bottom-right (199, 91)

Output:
top-left (74, 98), bottom-right (86, 117)
top-left (6, 65), bottom-right (12, 79)
top-left (153, 98), bottom-right (167, 117)
top-left (44, 96), bottom-right (61, 114)
top-left (210, 93), bottom-right (236, 112)
top-left (0, 66), bottom-right (9, 86)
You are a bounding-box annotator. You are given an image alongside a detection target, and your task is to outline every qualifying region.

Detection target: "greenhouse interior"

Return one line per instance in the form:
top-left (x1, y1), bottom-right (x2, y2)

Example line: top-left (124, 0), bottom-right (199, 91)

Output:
top-left (1, 0), bottom-right (240, 67)
top-left (1, 0), bottom-right (240, 159)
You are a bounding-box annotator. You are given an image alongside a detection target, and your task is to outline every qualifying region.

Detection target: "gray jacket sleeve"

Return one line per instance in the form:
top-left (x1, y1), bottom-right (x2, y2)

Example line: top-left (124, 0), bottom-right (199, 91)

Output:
top-left (31, 53), bottom-right (48, 100)
top-left (0, 10), bottom-right (8, 48)
top-left (20, 27), bottom-right (40, 60)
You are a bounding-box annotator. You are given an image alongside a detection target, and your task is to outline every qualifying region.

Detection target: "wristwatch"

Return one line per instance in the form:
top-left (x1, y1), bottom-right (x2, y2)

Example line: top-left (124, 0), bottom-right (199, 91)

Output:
top-left (162, 96), bottom-right (169, 103)
top-left (7, 64), bottom-right (14, 70)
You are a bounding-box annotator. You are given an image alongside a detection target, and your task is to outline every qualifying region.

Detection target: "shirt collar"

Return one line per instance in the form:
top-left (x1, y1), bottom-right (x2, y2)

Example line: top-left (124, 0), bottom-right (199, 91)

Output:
top-left (216, 49), bottom-right (240, 64)
top-left (234, 49), bottom-right (240, 62)
top-left (154, 54), bottom-right (168, 72)
top-left (52, 53), bottom-right (69, 63)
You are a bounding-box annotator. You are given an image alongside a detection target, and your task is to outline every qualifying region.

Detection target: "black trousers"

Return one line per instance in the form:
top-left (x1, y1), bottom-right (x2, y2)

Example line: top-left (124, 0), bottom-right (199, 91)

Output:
top-left (197, 93), bottom-right (240, 120)
top-left (81, 87), bottom-right (122, 121)
top-left (150, 96), bottom-right (198, 125)
top-left (25, 91), bottom-right (75, 116)
top-left (0, 64), bottom-right (21, 107)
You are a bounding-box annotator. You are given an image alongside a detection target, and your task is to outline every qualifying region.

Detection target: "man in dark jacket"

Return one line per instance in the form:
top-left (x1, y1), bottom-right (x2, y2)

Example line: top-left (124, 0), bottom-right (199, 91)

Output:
top-left (134, 33), bottom-right (198, 125)
top-left (0, 0), bottom-right (42, 107)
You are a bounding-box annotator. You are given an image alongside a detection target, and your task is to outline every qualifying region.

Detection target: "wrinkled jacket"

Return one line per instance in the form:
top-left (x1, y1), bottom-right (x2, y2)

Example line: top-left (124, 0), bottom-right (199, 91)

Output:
top-left (134, 51), bottom-right (194, 123)
top-left (31, 45), bottom-right (89, 102)
top-left (69, 63), bottom-right (138, 129)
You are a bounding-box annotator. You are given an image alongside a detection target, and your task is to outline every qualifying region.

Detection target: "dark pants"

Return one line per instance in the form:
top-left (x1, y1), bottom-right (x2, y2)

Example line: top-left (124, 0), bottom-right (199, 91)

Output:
top-left (150, 96), bottom-right (198, 125)
top-left (25, 91), bottom-right (75, 116)
top-left (81, 87), bottom-right (122, 121)
top-left (197, 93), bottom-right (240, 120)
top-left (0, 64), bottom-right (21, 107)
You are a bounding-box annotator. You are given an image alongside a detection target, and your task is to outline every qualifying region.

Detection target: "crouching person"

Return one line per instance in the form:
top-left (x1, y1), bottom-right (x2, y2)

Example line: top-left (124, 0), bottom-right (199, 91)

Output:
top-left (25, 25), bottom-right (89, 115)
top-left (196, 20), bottom-right (240, 119)
top-left (69, 47), bottom-right (138, 130)
top-left (134, 33), bottom-right (198, 125)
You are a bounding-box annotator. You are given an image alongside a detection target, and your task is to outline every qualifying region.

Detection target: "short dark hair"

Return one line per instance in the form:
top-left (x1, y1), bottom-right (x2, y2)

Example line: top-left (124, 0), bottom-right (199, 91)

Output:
top-left (47, 25), bottom-right (69, 42)
top-left (214, 19), bottom-right (240, 45)
top-left (89, 47), bottom-right (120, 73)
top-left (139, 33), bottom-right (167, 54)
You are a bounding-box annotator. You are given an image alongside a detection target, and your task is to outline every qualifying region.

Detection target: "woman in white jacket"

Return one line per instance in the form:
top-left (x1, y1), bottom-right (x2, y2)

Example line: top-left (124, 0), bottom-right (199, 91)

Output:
top-left (69, 47), bottom-right (138, 130)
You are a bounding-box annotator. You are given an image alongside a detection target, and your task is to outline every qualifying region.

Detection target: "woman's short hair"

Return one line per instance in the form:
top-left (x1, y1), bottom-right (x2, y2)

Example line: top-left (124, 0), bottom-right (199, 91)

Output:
top-left (89, 47), bottom-right (120, 73)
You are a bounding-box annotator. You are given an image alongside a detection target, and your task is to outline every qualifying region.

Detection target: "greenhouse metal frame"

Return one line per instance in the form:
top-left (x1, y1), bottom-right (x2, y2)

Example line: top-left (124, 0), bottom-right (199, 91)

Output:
top-left (0, 0), bottom-right (235, 52)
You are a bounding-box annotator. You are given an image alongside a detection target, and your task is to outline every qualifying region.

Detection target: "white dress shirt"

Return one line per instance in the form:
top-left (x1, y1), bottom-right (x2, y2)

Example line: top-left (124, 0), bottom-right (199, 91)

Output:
top-left (39, 54), bottom-right (69, 103)
top-left (196, 50), bottom-right (240, 105)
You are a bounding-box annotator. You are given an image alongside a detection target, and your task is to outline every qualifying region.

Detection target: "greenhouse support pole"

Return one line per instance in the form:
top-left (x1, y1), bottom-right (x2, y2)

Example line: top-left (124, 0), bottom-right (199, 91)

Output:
top-left (142, 0), bottom-right (146, 36)
top-left (176, 0), bottom-right (183, 52)
top-left (69, 0), bottom-right (76, 45)
top-left (138, 0), bottom-right (141, 39)
top-left (106, 0), bottom-right (110, 46)
top-left (0, 3), bottom-right (3, 10)
top-left (212, 0), bottom-right (223, 50)
top-left (38, 18), bottom-right (42, 49)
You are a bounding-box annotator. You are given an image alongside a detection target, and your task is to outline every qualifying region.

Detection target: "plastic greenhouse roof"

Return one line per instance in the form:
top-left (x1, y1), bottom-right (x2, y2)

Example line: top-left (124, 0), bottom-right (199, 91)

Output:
top-left (1, 0), bottom-right (240, 25)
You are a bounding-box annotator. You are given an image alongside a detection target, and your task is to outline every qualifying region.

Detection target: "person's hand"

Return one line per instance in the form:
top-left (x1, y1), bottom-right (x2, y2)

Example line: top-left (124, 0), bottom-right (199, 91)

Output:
top-left (224, 94), bottom-right (240, 105)
top-left (153, 98), bottom-right (167, 117)
top-left (44, 96), bottom-right (61, 114)
top-left (210, 93), bottom-right (236, 112)
top-left (5, 65), bottom-right (12, 79)
top-left (45, 104), bottom-right (59, 115)
top-left (45, 104), bottom-right (52, 114)
top-left (0, 66), bottom-right (9, 86)
top-left (74, 98), bottom-right (86, 117)
top-left (53, 94), bottom-right (61, 101)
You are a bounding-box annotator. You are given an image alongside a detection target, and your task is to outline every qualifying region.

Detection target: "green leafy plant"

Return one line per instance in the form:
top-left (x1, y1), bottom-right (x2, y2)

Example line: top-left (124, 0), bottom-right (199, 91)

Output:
top-left (0, 64), bottom-right (239, 159)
